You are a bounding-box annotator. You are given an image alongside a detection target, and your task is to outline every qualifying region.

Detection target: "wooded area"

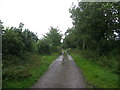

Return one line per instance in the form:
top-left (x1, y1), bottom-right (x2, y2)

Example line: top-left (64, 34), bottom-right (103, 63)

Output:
top-left (63, 2), bottom-right (120, 74)
top-left (1, 20), bottom-right (62, 88)
top-left (1, 21), bottom-right (62, 65)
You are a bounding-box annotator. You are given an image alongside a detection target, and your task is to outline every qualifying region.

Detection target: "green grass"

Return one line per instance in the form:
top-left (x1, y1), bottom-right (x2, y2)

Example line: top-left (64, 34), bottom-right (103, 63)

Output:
top-left (71, 54), bottom-right (119, 88)
top-left (3, 53), bottom-right (58, 88)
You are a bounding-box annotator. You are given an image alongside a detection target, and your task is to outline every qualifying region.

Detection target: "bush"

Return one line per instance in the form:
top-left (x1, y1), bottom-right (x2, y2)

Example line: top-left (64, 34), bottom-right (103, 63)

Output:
top-left (2, 28), bottom-right (24, 55)
top-left (70, 49), bottom-right (119, 74)
top-left (37, 39), bottom-right (50, 55)
top-left (3, 53), bottom-right (58, 88)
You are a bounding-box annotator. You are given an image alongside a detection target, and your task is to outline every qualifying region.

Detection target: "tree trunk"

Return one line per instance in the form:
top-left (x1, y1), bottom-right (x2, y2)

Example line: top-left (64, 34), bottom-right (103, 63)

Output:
top-left (83, 39), bottom-right (85, 50)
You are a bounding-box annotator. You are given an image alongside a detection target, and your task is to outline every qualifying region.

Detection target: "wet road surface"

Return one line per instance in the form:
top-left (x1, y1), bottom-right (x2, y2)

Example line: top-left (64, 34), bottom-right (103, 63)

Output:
top-left (32, 54), bottom-right (87, 88)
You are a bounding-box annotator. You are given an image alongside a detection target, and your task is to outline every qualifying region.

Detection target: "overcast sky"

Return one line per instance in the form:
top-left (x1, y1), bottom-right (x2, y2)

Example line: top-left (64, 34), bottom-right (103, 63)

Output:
top-left (0, 0), bottom-right (78, 39)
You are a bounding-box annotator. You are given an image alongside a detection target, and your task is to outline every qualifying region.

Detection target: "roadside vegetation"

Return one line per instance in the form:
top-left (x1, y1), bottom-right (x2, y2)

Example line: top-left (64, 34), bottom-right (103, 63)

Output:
top-left (70, 50), bottom-right (119, 88)
top-left (63, 1), bottom-right (120, 88)
top-left (3, 53), bottom-right (58, 88)
top-left (1, 21), bottom-right (62, 88)
top-left (1, 1), bottom-right (120, 88)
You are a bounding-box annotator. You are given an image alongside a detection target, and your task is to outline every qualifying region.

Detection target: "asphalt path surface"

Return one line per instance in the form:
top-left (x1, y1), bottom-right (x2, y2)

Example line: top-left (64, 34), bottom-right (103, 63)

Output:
top-left (32, 54), bottom-right (87, 88)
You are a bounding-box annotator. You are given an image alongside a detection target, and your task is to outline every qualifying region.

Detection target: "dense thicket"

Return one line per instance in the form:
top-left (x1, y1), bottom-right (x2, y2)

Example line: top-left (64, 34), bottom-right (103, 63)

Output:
top-left (2, 22), bottom-right (38, 66)
top-left (63, 2), bottom-right (120, 73)
top-left (1, 21), bottom-right (62, 66)
top-left (2, 23), bottom-right (38, 56)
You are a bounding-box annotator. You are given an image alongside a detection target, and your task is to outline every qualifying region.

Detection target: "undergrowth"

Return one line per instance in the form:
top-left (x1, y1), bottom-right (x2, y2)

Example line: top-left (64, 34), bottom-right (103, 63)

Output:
top-left (71, 54), bottom-right (119, 88)
top-left (2, 53), bottom-right (58, 88)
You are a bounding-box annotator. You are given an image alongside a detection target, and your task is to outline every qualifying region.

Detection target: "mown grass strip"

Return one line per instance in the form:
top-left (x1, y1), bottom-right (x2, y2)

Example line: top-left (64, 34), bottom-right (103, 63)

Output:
top-left (71, 54), bottom-right (119, 88)
top-left (3, 53), bottom-right (58, 88)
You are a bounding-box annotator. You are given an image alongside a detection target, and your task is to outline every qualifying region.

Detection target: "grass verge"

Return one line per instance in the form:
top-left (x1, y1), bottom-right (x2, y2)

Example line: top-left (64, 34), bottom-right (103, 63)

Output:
top-left (3, 53), bottom-right (58, 88)
top-left (71, 54), bottom-right (119, 88)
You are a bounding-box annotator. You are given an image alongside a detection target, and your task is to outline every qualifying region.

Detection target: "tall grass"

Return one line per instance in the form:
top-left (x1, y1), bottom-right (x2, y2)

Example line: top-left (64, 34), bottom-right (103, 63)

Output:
top-left (3, 53), bottom-right (58, 88)
top-left (71, 54), bottom-right (119, 88)
top-left (69, 49), bottom-right (119, 74)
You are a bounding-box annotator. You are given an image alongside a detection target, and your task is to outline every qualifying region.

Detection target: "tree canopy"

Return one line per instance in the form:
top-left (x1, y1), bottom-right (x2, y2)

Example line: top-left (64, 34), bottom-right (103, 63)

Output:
top-left (38, 26), bottom-right (62, 54)
top-left (64, 2), bottom-right (120, 54)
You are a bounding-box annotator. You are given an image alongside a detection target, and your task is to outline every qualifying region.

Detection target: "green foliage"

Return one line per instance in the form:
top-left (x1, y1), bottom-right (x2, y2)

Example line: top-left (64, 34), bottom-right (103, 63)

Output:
top-left (71, 53), bottom-right (119, 88)
top-left (45, 27), bottom-right (62, 47)
top-left (21, 29), bottom-right (38, 52)
top-left (64, 2), bottom-right (119, 75)
top-left (63, 27), bottom-right (78, 49)
top-left (2, 27), bottom-right (24, 55)
top-left (37, 26), bottom-right (62, 54)
top-left (2, 22), bottom-right (39, 66)
top-left (1, 21), bottom-right (62, 88)
top-left (2, 23), bottom-right (38, 56)
top-left (37, 39), bottom-right (50, 55)
top-left (3, 53), bottom-right (58, 88)
top-left (65, 2), bottom-right (120, 51)
top-left (69, 49), bottom-right (119, 74)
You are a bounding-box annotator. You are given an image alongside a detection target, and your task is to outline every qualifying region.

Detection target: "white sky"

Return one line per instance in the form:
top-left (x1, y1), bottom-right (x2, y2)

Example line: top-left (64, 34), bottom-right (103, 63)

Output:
top-left (0, 0), bottom-right (78, 39)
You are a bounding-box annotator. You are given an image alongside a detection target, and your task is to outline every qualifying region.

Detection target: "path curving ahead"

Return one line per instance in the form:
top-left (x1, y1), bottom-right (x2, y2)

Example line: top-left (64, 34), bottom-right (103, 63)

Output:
top-left (32, 54), bottom-right (87, 88)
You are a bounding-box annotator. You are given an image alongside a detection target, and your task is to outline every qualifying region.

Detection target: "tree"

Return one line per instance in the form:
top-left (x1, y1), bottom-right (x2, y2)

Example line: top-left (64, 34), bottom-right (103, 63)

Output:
top-left (0, 20), bottom-right (3, 54)
top-left (68, 2), bottom-right (120, 53)
top-left (44, 27), bottom-right (62, 47)
top-left (22, 29), bottom-right (38, 52)
top-left (37, 39), bottom-right (50, 55)
top-left (2, 23), bottom-right (38, 56)
top-left (18, 22), bottom-right (24, 30)
top-left (64, 1), bottom-right (120, 73)
top-left (37, 26), bottom-right (62, 54)
top-left (2, 27), bottom-right (24, 55)
top-left (63, 27), bottom-right (78, 49)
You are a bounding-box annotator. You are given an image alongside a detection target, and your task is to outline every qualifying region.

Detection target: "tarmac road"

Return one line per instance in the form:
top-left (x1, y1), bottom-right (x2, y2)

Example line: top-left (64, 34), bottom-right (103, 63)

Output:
top-left (32, 54), bottom-right (87, 88)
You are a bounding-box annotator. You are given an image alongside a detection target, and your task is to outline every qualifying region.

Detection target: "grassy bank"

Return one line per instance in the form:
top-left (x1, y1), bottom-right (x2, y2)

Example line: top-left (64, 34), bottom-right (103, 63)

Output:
top-left (3, 53), bottom-right (58, 88)
top-left (71, 54), bottom-right (119, 88)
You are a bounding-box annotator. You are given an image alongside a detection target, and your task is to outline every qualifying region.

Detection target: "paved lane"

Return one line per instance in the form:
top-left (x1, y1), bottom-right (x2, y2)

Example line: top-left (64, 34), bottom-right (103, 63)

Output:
top-left (32, 54), bottom-right (87, 88)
